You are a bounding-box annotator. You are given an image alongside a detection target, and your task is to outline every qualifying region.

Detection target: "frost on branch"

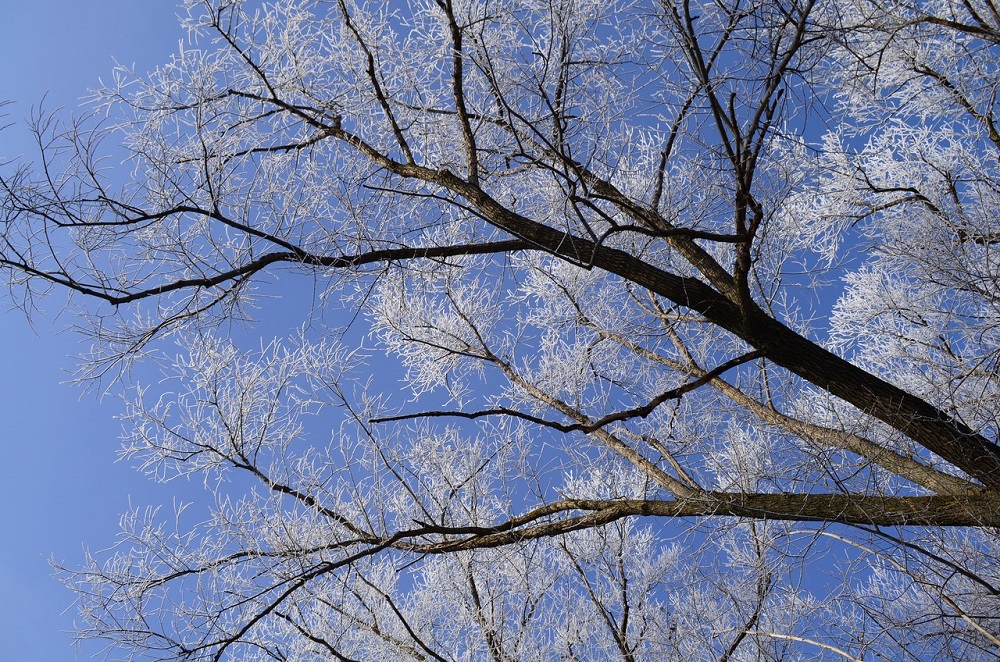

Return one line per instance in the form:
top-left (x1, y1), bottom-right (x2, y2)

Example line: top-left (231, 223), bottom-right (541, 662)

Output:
top-left (9, 0), bottom-right (1000, 659)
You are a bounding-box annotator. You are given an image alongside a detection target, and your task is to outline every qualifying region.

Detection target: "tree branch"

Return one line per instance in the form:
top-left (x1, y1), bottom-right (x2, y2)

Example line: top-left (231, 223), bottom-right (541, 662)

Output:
top-left (372, 350), bottom-right (762, 433)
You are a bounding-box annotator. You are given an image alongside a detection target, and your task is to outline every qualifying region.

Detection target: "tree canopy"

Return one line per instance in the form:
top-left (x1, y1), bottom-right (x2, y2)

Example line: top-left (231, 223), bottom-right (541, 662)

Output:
top-left (3, 0), bottom-right (1000, 659)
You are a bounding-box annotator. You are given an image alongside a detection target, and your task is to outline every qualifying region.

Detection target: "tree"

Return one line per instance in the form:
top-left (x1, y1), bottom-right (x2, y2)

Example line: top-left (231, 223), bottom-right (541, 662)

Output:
top-left (3, 0), bottom-right (1000, 658)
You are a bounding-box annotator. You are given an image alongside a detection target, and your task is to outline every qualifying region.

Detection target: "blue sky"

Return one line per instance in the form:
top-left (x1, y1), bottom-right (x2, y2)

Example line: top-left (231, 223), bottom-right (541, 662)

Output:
top-left (0, 4), bottom-right (187, 660)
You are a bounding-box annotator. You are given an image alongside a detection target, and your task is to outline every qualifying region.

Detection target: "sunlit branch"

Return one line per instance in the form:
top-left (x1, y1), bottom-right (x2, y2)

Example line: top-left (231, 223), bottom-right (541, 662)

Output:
top-left (741, 631), bottom-right (863, 662)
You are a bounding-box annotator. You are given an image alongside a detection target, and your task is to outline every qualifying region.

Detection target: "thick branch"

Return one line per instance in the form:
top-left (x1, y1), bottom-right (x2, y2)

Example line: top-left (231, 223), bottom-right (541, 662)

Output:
top-left (425, 172), bottom-right (1000, 491)
top-left (593, 322), bottom-right (980, 495)
top-left (409, 493), bottom-right (1000, 555)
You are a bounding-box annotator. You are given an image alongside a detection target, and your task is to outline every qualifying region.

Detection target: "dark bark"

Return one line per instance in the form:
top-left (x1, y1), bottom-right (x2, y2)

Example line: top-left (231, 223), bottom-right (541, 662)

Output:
top-left (434, 173), bottom-right (1000, 491)
top-left (411, 493), bottom-right (1000, 555)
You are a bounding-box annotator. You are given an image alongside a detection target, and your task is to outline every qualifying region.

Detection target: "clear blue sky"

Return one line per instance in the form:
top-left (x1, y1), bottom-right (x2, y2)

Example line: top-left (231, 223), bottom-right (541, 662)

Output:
top-left (1, 4), bottom-right (187, 660)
